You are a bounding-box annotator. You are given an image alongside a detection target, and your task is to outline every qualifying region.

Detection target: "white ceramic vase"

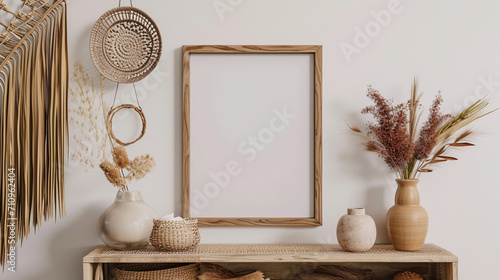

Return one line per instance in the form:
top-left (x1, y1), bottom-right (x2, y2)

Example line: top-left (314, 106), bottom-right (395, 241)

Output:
top-left (97, 190), bottom-right (159, 250)
top-left (336, 208), bottom-right (376, 252)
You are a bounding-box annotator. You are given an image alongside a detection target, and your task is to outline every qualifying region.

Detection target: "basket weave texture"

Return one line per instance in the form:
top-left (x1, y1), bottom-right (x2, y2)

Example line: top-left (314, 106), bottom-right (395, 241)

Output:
top-left (90, 6), bottom-right (162, 83)
top-left (115, 263), bottom-right (198, 280)
top-left (150, 218), bottom-right (201, 251)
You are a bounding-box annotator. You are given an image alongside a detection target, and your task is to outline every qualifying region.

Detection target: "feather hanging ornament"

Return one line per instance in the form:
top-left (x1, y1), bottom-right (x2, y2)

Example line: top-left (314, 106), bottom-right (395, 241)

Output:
top-left (0, 0), bottom-right (68, 268)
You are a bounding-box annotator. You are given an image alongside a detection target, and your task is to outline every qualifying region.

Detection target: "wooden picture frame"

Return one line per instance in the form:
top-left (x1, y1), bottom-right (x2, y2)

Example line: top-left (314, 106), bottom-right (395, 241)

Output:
top-left (182, 45), bottom-right (322, 227)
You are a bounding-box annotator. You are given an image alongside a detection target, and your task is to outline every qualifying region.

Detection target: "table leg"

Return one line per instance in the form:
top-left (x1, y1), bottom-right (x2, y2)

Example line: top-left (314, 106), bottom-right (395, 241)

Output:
top-left (441, 262), bottom-right (458, 280)
top-left (83, 263), bottom-right (94, 280)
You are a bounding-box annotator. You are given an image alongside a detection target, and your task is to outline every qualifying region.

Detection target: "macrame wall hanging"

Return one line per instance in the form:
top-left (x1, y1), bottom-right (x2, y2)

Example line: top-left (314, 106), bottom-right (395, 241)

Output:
top-left (89, 0), bottom-right (161, 148)
top-left (0, 0), bottom-right (68, 268)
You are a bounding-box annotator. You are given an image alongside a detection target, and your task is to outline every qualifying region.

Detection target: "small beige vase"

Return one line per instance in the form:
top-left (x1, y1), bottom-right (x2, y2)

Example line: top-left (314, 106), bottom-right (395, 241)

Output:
top-left (97, 190), bottom-right (159, 250)
top-left (336, 208), bottom-right (376, 252)
top-left (386, 179), bottom-right (428, 251)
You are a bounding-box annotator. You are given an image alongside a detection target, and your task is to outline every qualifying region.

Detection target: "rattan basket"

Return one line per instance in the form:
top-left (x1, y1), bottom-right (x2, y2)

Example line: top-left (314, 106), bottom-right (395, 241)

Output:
top-left (89, 6), bottom-right (162, 83)
top-left (150, 218), bottom-right (200, 251)
top-left (115, 263), bottom-right (198, 280)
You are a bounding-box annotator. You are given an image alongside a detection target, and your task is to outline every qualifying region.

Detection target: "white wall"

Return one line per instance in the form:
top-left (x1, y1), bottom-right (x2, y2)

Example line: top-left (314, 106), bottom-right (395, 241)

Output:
top-left (4, 0), bottom-right (500, 279)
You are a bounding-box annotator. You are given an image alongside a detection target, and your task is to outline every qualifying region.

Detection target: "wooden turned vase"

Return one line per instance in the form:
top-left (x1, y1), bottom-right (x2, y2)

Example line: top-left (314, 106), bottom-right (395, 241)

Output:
top-left (386, 179), bottom-right (428, 251)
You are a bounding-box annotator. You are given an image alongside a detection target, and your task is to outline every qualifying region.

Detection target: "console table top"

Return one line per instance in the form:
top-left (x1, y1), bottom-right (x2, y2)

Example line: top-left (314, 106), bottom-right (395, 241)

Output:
top-left (83, 243), bottom-right (458, 264)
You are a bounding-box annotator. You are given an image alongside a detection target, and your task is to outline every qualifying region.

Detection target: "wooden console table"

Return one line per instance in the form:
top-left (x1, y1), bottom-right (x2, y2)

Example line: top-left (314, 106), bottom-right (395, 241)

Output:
top-left (83, 243), bottom-right (457, 280)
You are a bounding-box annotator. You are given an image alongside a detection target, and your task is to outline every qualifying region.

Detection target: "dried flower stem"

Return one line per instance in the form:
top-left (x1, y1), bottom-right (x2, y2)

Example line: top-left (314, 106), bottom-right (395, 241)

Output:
top-left (361, 86), bottom-right (414, 174)
top-left (99, 146), bottom-right (156, 190)
top-left (351, 79), bottom-right (495, 179)
top-left (69, 62), bottom-right (110, 171)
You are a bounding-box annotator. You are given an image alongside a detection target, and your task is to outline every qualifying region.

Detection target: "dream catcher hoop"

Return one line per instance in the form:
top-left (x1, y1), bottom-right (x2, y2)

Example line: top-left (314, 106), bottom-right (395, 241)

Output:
top-left (106, 83), bottom-right (146, 146)
top-left (92, 0), bottom-right (161, 146)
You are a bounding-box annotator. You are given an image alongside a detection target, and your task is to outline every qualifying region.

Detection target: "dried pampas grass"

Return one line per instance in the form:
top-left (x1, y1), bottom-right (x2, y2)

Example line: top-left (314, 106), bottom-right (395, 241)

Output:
top-left (99, 160), bottom-right (129, 188)
top-left (127, 154), bottom-right (156, 180)
top-left (69, 61), bottom-right (110, 171)
top-left (112, 146), bottom-right (130, 169)
top-left (100, 147), bottom-right (155, 189)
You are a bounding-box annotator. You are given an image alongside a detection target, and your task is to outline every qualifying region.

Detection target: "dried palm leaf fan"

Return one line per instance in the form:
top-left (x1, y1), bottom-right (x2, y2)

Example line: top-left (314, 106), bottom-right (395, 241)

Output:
top-left (0, 0), bottom-right (68, 269)
top-left (89, 0), bottom-right (162, 83)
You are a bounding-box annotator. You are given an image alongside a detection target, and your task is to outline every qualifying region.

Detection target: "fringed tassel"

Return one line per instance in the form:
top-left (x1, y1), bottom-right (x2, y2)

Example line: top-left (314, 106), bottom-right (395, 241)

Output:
top-left (0, 0), bottom-right (68, 268)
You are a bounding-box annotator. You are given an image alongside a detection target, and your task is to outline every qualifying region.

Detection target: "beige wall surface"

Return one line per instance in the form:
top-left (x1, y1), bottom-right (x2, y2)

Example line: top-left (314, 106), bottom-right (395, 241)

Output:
top-left (3, 0), bottom-right (500, 279)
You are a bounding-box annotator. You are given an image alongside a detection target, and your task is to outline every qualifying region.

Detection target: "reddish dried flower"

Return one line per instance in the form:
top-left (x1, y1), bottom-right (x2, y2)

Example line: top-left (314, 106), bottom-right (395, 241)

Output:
top-left (362, 86), bottom-right (414, 170)
top-left (413, 94), bottom-right (451, 160)
top-left (352, 81), bottom-right (492, 179)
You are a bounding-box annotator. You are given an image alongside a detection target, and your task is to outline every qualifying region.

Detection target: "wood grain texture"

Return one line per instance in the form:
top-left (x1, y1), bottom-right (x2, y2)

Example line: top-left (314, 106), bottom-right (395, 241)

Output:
top-left (183, 45), bottom-right (322, 54)
top-left (197, 218), bottom-right (321, 227)
top-left (182, 45), bottom-right (191, 219)
top-left (181, 45), bottom-right (322, 227)
top-left (83, 263), bottom-right (94, 280)
top-left (314, 46), bottom-right (323, 226)
top-left (387, 179), bottom-right (428, 251)
top-left (441, 262), bottom-right (458, 280)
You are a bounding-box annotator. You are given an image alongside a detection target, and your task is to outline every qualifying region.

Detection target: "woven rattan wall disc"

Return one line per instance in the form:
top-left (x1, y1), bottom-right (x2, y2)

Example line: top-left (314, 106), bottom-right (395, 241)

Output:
top-left (90, 7), bottom-right (162, 83)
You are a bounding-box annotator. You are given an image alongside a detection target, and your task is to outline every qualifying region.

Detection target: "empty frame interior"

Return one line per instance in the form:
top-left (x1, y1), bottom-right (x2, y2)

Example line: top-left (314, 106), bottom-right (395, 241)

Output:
top-left (182, 45), bottom-right (322, 226)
